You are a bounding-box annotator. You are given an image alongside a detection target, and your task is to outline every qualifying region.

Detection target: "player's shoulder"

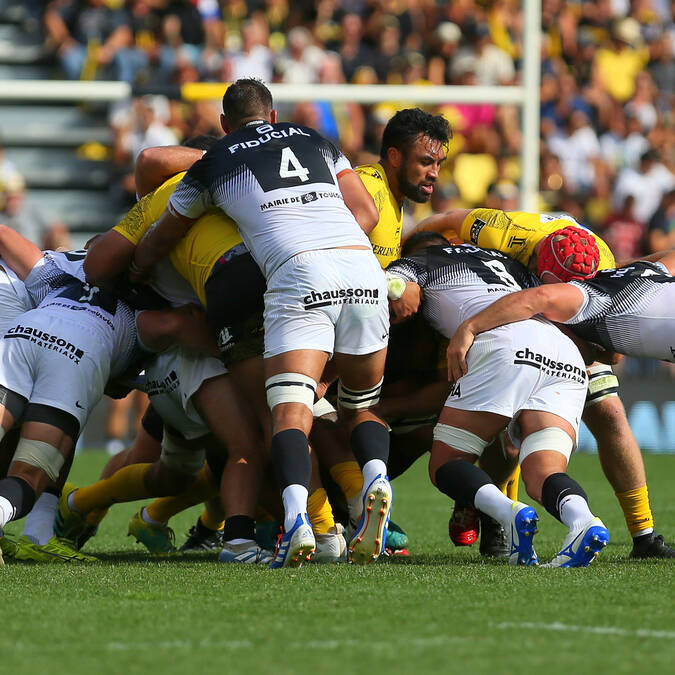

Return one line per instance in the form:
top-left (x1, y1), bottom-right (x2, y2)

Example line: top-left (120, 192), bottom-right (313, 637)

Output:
top-left (356, 162), bottom-right (386, 182)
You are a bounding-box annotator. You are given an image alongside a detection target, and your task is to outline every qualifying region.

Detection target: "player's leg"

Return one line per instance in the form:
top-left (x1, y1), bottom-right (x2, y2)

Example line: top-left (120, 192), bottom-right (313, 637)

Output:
top-left (265, 348), bottom-right (329, 568)
top-left (333, 348), bottom-right (392, 564)
top-left (517, 409), bottom-right (609, 568)
top-left (429, 406), bottom-right (538, 566)
top-left (583, 368), bottom-right (673, 558)
top-left (191, 370), bottom-right (272, 563)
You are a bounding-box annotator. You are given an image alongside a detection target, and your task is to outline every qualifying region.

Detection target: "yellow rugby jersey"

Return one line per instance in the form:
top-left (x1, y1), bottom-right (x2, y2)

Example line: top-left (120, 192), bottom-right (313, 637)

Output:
top-left (113, 172), bottom-right (242, 305)
top-left (356, 162), bottom-right (403, 268)
top-left (459, 208), bottom-right (616, 271)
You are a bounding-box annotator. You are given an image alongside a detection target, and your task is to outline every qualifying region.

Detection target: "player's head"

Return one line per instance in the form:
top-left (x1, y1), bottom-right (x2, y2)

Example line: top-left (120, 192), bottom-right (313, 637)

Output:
top-left (536, 226), bottom-right (600, 283)
top-left (221, 78), bottom-right (276, 132)
top-left (402, 231), bottom-right (450, 256)
top-left (380, 108), bottom-right (451, 204)
top-left (182, 134), bottom-right (220, 151)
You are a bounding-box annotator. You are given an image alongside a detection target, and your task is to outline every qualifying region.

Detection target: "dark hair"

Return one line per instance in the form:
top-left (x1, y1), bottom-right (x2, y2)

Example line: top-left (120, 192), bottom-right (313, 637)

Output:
top-left (182, 134), bottom-right (220, 151)
top-left (222, 78), bottom-right (273, 128)
top-left (401, 231), bottom-right (450, 256)
top-left (380, 108), bottom-right (451, 159)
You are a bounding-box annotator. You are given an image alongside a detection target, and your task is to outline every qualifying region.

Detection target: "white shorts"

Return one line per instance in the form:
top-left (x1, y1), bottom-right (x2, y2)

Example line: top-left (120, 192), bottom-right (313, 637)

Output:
top-left (0, 310), bottom-right (111, 428)
top-left (0, 267), bottom-right (32, 335)
top-left (444, 320), bottom-right (587, 443)
top-left (263, 248), bottom-right (389, 358)
top-left (145, 347), bottom-right (226, 440)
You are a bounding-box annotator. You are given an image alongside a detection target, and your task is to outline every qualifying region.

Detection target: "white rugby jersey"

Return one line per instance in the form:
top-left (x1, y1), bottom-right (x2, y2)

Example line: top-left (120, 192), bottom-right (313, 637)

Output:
top-left (387, 244), bottom-right (541, 338)
top-left (566, 261), bottom-right (675, 361)
top-left (169, 121), bottom-right (370, 278)
top-left (23, 256), bottom-right (140, 377)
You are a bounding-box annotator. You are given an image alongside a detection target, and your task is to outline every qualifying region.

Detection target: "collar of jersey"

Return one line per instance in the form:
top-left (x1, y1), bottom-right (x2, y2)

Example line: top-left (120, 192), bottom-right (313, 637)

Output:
top-left (244, 120), bottom-right (267, 127)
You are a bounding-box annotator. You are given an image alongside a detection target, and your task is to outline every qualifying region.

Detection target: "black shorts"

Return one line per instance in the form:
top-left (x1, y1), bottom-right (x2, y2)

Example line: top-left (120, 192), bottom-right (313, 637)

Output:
top-left (204, 250), bottom-right (266, 366)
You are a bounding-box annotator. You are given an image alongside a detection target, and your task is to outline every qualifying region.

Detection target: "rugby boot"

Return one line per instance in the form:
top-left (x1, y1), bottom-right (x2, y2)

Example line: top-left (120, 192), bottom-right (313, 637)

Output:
top-left (543, 518), bottom-right (609, 568)
top-left (38, 536), bottom-right (98, 562)
top-left (218, 540), bottom-right (274, 564)
top-left (506, 502), bottom-right (539, 566)
top-left (127, 510), bottom-right (176, 554)
top-left (479, 514), bottom-right (509, 558)
top-left (449, 504), bottom-right (480, 546)
top-left (313, 523), bottom-right (347, 563)
top-left (349, 474), bottom-right (392, 565)
top-left (255, 520), bottom-right (281, 553)
top-left (630, 532), bottom-right (675, 559)
top-left (180, 518), bottom-right (224, 552)
top-left (269, 513), bottom-right (315, 569)
top-left (54, 483), bottom-right (90, 545)
top-left (385, 520), bottom-right (409, 551)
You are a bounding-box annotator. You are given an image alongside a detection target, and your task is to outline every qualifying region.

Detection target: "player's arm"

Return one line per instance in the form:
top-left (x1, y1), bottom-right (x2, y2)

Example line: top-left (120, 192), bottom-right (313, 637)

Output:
top-left (131, 205), bottom-right (196, 281)
top-left (135, 146), bottom-right (204, 198)
top-left (385, 257), bottom-right (428, 323)
top-left (0, 224), bottom-right (43, 279)
top-left (84, 229), bottom-right (136, 288)
top-left (631, 248), bottom-right (675, 275)
top-left (375, 375), bottom-right (451, 420)
top-left (446, 284), bottom-right (585, 381)
top-left (338, 169), bottom-right (379, 234)
top-left (405, 209), bottom-right (471, 242)
top-left (136, 304), bottom-right (220, 356)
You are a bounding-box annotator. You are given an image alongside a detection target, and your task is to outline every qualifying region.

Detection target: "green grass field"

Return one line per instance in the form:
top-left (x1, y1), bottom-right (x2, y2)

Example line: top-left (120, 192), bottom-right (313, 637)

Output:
top-left (2, 451), bottom-right (674, 674)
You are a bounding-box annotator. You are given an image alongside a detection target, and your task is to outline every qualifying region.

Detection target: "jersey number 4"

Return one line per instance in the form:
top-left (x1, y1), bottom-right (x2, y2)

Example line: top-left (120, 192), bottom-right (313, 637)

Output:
top-left (279, 147), bottom-right (309, 182)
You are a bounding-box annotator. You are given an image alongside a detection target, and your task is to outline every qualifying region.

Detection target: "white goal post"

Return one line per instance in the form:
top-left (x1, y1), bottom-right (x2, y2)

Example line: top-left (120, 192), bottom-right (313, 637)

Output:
top-left (0, 1), bottom-right (541, 209)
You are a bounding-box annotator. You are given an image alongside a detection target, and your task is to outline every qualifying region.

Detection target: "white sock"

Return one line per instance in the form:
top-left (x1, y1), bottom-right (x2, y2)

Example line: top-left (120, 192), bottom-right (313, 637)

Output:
top-left (141, 507), bottom-right (166, 527)
top-left (22, 492), bottom-right (58, 545)
top-left (361, 459), bottom-right (387, 491)
top-left (474, 484), bottom-right (515, 529)
top-left (559, 494), bottom-right (594, 531)
top-left (0, 495), bottom-right (14, 529)
top-left (282, 484), bottom-right (308, 532)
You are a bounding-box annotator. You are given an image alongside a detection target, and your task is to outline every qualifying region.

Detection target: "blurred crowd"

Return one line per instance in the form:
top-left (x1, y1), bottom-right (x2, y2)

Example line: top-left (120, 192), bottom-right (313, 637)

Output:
top-left (34, 0), bottom-right (674, 261)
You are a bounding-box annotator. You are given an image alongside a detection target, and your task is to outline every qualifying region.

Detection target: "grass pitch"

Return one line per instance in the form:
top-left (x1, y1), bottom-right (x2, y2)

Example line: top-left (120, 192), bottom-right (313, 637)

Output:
top-left (3, 452), bottom-right (674, 675)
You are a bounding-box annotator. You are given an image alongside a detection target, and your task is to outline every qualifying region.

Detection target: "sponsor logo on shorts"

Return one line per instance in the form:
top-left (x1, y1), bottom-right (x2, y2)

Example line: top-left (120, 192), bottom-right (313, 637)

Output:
top-left (514, 347), bottom-right (587, 384)
top-left (303, 288), bottom-right (380, 310)
top-left (449, 382), bottom-right (461, 397)
top-left (470, 218), bottom-right (486, 244)
top-left (5, 324), bottom-right (85, 363)
top-left (260, 190), bottom-right (342, 211)
top-left (670, 346), bottom-right (675, 359)
top-left (146, 370), bottom-right (179, 397)
top-left (218, 326), bottom-right (234, 353)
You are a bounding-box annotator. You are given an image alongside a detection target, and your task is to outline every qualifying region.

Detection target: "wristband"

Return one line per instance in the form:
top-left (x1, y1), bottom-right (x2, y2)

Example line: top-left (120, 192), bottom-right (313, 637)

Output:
top-left (387, 276), bottom-right (407, 301)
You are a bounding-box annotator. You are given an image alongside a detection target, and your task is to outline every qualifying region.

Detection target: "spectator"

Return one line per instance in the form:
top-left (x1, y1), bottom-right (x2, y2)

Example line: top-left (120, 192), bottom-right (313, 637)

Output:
top-left (647, 189), bottom-right (675, 252)
top-left (44, 0), bottom-right (144, 84)
top-left (614, 149), bottom-right (675, 224)
top-left (0, 173), bottom-right (70, 249)
top-left (602, 195), bottom-right (647, 263)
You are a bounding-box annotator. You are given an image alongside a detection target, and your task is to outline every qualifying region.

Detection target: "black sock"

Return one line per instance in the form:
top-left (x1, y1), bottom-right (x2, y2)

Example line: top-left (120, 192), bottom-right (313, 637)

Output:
top-left (350, 420), bottom-right (390, 468)
top-left (541, 472), bottom-right (588, 523)
top-left (271, 428), bottom-right (311, 491)
top-left (222, 515), bottom-right (255, 541)
top-left (435, 460), bottom-right (493, 505)
top-left (0, 476), bottom-right (36, 523)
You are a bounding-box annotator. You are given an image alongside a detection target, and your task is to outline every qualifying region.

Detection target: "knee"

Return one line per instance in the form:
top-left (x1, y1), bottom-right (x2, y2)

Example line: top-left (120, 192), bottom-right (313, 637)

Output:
top-left (583, 396), bottom-right (627, 435)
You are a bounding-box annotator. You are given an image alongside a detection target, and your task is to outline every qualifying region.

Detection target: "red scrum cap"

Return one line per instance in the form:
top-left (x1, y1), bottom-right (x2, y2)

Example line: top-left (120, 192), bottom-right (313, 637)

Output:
top-left (537, 226), bottom-right (600, 281)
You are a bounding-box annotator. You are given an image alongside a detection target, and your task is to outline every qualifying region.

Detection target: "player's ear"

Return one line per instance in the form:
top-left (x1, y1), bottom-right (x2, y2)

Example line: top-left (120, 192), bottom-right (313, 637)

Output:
top-left (220, 113), bottom-right (230, 134)
top-left (270, 109), bottom-right (278, 123)
top-left (387, 146), bottom-right (402, 168)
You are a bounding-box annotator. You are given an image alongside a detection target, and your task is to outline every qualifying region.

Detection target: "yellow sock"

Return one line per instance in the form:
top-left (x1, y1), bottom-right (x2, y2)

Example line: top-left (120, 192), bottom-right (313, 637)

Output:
top-left (506, 465), bottom-right (521, 501)
top-left (616, 486), bottom-right (654, 536)
top-left (73, 463), bottom-right (151, 513)
top-left (329, 461), bottom-right (363, 500)
top-left (145, 465), bottom-right (216, 524)
top-left (200, 507), bottom-right (224, 532)
top-left (307, 488), bottom-right (335, 534)
top-left (86, 507), bottom-right (109, 526)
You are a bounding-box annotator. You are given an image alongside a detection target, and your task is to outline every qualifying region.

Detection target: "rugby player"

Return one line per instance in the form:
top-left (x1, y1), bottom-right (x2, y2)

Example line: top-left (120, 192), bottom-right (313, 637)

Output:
top-left (0, 234), bottom-right (216, 563)
top-left (132, 78), bottom-right (392, 567)
top-left (410, 208), bottom-right (672, 559)
top-left (387, 233), bottom-right (610, 567)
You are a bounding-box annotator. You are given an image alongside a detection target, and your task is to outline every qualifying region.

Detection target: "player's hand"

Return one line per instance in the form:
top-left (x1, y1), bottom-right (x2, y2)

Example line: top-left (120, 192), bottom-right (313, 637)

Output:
top-left (389, 282), bottom-right (421, 323)
top-left (446, 325), bottom-right (475, 381)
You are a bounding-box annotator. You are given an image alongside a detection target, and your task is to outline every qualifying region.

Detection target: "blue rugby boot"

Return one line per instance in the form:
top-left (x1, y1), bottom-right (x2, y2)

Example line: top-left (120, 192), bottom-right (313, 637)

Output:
top-left (507, 502), bottom-right (539, 566)
top-left (544, 518), bottom-right (609, 568)
top-left (269, 513), bottom-right (315, 569)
